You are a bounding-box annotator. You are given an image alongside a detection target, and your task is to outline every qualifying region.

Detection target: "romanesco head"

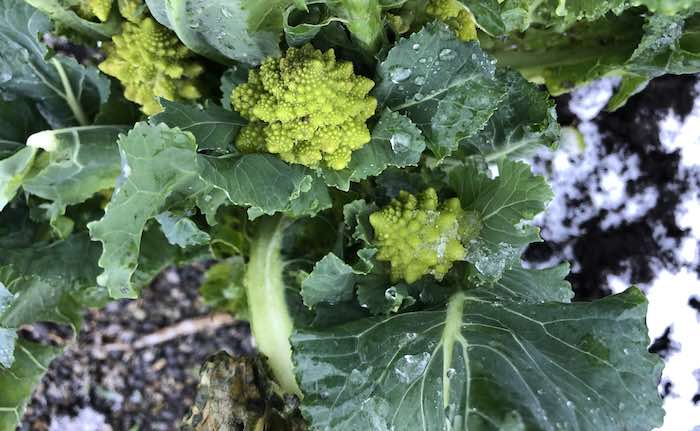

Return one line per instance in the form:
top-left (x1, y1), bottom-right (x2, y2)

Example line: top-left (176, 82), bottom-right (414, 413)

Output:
top-left (98, 17), bottom-right (203, 115)
top-left (426, 0), bottom-right (477, 41)
top-left (370, 188), bottom-right (481, 284)
top-left (232, 44), bottom-right (377, 170)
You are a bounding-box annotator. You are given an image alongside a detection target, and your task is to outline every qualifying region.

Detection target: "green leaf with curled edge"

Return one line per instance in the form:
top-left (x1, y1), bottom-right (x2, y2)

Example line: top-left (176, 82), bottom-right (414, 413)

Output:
top-left (88, 122), bottom-right (327, 298)
top-left (155, 211), bottom-right (211, 248)
top-left (321, 110), bottom-right (426, 191)
top-left (292, 287), bottom-right (663, 431)
top-left (0, 339), bottom-right (61, 429)
top-left (448, 159), bottom-right (553, 282)
top-left (458, 69), bottom-right (559, 162)
top-left (0, 0), bottom-right (110, 127)
top-left (373, 23), bottom-right (505, 160)
top-left (283, 1), bottom-right (343, 47)
top-left (23, 0), bottom-right (123, 40)
top-left (151, 100), bottom-right (246, 154)
top-left (302, 253), bottom-right (361, 308)
top-left (144, 0), bottom-right (286, 65)
top-left (19, 126), bottom-right (126, 224)
top-left (0, 147), bottom-right (37, 211)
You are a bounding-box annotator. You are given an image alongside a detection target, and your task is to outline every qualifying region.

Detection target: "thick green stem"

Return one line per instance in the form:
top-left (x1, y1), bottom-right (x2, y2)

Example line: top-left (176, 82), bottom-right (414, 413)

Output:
top-left (244, 215), bottom-right (301, 397)
top-left (441, 291), bottom-right (465, 408)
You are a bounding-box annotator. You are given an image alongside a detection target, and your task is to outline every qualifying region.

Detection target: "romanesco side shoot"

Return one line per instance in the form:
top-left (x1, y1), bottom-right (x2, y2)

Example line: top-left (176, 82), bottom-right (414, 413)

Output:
top-left (426, 0), bottom-right (477, 41)
top-left (370, 188), bottom-right (481, 284)
top-left (117, 0), bottom-right (146, 22)
top-left (76, 0), bottom-right (113, 22)
top-left (232, 44), bottom-right (377, 170)
top-left (74, 0), bottom-right (144, 22)
top-left (98, 17), bottom-right (203, 115)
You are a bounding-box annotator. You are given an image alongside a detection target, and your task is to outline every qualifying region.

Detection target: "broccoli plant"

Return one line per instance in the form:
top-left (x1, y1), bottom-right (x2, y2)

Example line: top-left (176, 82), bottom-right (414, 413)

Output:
top-left (1, 0), bottom-right (699, 429)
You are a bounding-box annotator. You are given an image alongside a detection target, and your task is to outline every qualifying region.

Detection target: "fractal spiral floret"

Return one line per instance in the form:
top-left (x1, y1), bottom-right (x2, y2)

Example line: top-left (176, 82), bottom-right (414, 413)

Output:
top-left (426, 0), bottom-right (476, 41)
top-left (232, 44), bottom-right (377, 170)
top-left (98, 17), bottom-right (203, 115)
top-left (369, 188), bottom-right (481, 283)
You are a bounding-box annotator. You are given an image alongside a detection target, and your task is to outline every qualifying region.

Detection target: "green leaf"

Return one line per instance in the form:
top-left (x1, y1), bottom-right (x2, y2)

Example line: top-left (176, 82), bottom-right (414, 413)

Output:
top-left (460, 0), bottom-right (506, 35)
top-left (0, 98), bottom-right (48, 144)
top-left (356, 281), bottom-right (414, 315)
top-left (0, 274), bottom-right (83, 339)
top-left (0, 339), bottom-right (62, 428)
top-left (0, 142), bottom-right (20, 159)
top-left (485, 263), bottom-right (574, 304)
top-left (283, 2), bottom-right (342, 46)
top-left (343, 199), bottom-right (376, 245)
top-left (374, 23), bottom-right (505, 160)
top-left (0, 204), bottom-right (204, 429)
top-left (292, 288), bottom-right (664, 431)
top-left (0, 326), bottom-right (16, 368)
top-left (151, 99), bottom-right (246, 154)
top-left (87, 123), bottom-right (203, 298)
top-left (155, 211), bottom-right (211, 248)
top-left (197, 154), bottom-right (327, 219)
top-left (322, 110), bottom-right (426, 190)
top-left (93, 81), bottom-right (142, 126)
top-left (20, 126), bottom-right (126, 220)
top-left (448, 159), bottom-right (553, 281)
top-left (302, 253), bottom-right (360, 308)
top-left (0, 147), bottom-right (37, 211)
top-left (0, 0), bottom-right (111, 127)
top-left (607, 12), bottom-right (700, 109)
top-left (23, 0), bottom-right (123, 40)
top-left (200, 258), bottom-right (248, 318)
top-left (144, 0), bottom-right (286, 65)
top-left (283, 174), bottom-right (333, 218)
top-left (88, 123), bottom-right (324, 298)
top-left (458, 69), bottom-right (559, 162)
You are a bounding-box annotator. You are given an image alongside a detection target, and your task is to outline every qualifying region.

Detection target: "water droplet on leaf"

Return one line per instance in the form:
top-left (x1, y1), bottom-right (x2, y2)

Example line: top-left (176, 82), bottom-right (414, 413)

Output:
top-left (390, 67), bottom-right (412, 83)
top-left (390, 132), bottom-right (411, 153)
top-left (439, 48), bottom-right (456, 61)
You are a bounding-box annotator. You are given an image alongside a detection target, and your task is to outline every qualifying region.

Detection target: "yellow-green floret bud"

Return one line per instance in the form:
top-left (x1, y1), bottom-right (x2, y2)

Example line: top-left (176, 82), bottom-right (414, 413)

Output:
top-left (232, 44), bottom-right (377, 170)
top-left (98, 17), bottom-right (204, 115)
top-left (117, 0), bottom-right (146, 22)
top-left (76, 0), bottom-right (113, 22)
top-left (426, 0), bottom-right (477, 41)
top-left (369, 188), bottom-right (481, 284)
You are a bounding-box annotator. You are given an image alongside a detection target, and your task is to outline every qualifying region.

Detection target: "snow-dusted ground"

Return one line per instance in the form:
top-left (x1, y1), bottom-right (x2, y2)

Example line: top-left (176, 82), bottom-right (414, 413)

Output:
top-left (528, 77), bottom-right (700, 430)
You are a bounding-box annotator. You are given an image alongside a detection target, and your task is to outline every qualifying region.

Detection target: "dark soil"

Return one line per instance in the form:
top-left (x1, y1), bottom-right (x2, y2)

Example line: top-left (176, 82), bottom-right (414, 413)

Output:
top-left (525, 75), bottom-right (699, 303)
top-left (20, 266), bottom-right (252, 431)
